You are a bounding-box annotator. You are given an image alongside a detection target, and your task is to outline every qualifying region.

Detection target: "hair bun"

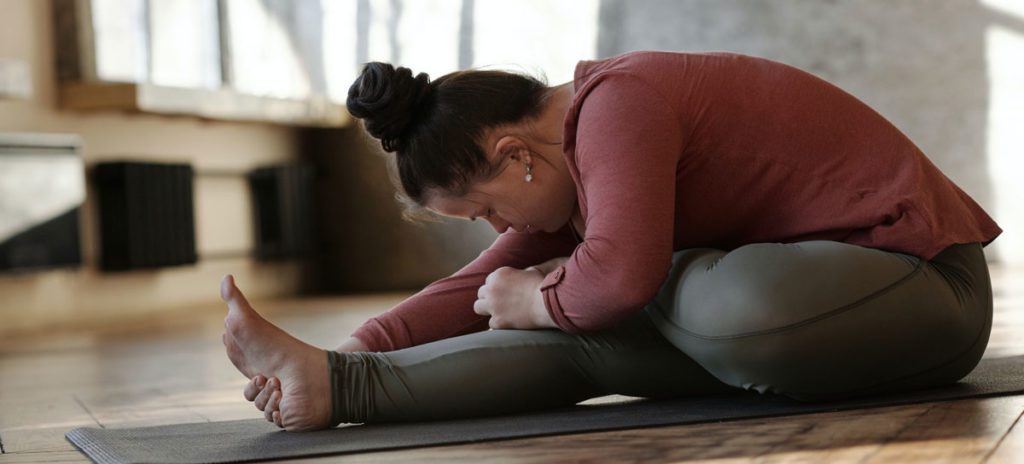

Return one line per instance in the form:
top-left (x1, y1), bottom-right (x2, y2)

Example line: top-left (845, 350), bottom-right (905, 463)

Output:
top-left (346, 62), bottom-right (432, 152)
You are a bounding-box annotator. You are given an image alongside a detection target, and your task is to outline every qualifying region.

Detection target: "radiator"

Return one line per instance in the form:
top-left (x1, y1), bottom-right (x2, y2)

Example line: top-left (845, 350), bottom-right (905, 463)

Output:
top-left (93, 161), bottom-right (197, 270)
top-left (248, 163), bottom-right (315, 260)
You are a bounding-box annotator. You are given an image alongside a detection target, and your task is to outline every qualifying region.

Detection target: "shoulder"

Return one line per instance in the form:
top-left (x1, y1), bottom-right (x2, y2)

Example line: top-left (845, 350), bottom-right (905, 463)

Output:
top-left (574, 50), bottom-right (756, 81)
top-left (573, 51), bottom-right (798, 95)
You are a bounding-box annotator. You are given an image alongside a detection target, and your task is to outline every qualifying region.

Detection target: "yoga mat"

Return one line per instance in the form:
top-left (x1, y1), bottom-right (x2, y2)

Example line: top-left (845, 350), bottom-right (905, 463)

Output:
top-left (66, 355), bottom-right (1024, 464)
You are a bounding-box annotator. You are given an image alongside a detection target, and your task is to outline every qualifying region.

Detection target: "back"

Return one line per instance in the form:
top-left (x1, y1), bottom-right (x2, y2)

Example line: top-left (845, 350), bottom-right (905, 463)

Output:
top-left (567, 51), bottom-right (1001, 260)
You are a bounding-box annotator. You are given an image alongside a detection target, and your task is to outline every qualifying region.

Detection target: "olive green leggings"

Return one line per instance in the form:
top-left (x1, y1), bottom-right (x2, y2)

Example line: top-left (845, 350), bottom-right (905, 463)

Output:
top-left (327, 240), bottom-right (992, 425)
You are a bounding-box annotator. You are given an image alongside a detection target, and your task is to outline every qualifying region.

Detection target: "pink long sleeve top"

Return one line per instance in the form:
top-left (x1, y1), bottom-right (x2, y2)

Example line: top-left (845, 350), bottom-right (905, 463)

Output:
top-left (351, 51), bottom-right (1003, 352)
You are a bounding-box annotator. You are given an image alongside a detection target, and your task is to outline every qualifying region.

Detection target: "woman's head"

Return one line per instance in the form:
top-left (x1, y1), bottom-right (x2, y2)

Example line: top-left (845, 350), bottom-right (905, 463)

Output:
top-left (346, 62), bottom-right (578, 233)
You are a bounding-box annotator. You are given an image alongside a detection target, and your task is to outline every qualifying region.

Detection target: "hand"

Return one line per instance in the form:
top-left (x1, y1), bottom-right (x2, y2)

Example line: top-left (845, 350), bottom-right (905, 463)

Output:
top-left (525, 256), bottom-right (570, 276)
top-left (244, 336), bottom-right (369, 428)
top-left (474, 266), bottom-right (558, 329)
top-left (334, 336), bottom-right (370, 353)
top-left (244, 374), bottom-right (283, 427)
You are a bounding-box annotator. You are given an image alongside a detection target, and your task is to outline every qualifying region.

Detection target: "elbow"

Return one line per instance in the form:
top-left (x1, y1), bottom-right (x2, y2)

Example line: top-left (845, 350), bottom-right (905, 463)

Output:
top-left (621, 276), bottom-right (666, 311)
top-left (558, 252), bottom-right (673, 332)
top-left (571, 279), bottom-right (664, 333)
top-left (595, 262), bottom-right (673, 330)
top-left (613, 254), bottom-right (672, 312)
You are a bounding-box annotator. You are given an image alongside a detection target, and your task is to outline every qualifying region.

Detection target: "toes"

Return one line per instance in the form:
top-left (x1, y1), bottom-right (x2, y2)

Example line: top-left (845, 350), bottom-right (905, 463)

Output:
top-left (220, 274), bottom-right (254, 310)
top-left (273, 410), bottom-right (282, 428)
top-left (244, 375), bottom-right (266, 401)
top-left (221, 275), bottom-right (264, 343)
top-left (220, 274), bottom-right (235, 302)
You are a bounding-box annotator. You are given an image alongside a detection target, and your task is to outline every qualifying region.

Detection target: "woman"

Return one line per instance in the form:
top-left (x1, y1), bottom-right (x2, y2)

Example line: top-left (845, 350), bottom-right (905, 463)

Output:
top-left (221, 50), bottom-right (1002, 431)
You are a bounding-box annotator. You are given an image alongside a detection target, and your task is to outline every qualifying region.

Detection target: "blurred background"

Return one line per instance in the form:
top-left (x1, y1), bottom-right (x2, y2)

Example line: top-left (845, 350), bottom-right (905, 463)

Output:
top-left (0, 0), bottom-right (1020, 337)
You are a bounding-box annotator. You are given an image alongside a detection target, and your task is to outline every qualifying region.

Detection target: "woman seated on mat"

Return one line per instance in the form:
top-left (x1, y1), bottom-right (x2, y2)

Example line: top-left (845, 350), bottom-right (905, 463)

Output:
top-left (220, 50), bottom-right (1002, 431)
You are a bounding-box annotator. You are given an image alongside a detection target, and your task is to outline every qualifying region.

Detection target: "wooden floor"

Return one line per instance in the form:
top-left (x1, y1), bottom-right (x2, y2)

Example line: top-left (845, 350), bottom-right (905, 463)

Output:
top-left (2, 265), bottom-right (1023, 463)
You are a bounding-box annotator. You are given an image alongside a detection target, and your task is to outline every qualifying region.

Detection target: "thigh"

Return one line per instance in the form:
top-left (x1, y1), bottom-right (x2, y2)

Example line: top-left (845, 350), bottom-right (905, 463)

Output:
top-left (331, 309), bottom-right (738, 423)
top-left (644, 240), bottom-right (993, 401)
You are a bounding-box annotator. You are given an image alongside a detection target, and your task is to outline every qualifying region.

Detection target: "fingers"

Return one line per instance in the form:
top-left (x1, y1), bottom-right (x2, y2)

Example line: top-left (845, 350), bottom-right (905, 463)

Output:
top-left (244, 375), bottom-right (266, 401)
top-left (244, 374), bottom-right (282, 427)
top-left (485, 266), bottom-right (512, 284)
top-left (254, 377), bottom-right (278, 410)
top-left (264, 390), bottom-right (281, 422)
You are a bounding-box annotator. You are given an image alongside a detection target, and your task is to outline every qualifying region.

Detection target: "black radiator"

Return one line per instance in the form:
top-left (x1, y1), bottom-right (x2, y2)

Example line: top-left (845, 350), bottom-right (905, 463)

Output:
top-left (248, 163), bottom-right (315, 260)
top-left (93, 161), bottom-right (197, 271)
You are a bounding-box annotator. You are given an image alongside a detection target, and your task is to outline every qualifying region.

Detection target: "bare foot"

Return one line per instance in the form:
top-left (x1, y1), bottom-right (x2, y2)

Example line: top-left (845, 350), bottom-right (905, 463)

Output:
top-left (220, 274), bottom-right (333, 431)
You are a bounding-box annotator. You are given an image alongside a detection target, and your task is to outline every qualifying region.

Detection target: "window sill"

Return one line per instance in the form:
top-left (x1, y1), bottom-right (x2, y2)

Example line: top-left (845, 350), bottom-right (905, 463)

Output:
top-left (58, 82), bottom-right (352, 128)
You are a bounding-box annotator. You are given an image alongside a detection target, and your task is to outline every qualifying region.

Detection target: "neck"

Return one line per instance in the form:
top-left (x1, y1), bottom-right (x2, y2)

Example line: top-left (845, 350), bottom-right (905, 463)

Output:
top-left (533, 82), bottom-right (575, 157)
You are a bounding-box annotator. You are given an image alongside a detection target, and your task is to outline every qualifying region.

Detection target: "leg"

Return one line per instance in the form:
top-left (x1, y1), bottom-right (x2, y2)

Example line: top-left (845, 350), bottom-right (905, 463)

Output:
top-left (644, 240), bottom-right (993, 402)
top-left (327, 308), bottom-right (741, 425)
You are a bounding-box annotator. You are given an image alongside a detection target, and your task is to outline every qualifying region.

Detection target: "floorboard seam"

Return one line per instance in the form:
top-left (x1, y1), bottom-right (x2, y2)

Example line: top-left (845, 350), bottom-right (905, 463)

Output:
top-left (981, 404), bottom-right (1024, 463)
top-left (853, 402), bottom-right (938, 464)
top-left (752, 422), bottom-right (817, 460)
top-left (73, 394), bottom-right (105, 429)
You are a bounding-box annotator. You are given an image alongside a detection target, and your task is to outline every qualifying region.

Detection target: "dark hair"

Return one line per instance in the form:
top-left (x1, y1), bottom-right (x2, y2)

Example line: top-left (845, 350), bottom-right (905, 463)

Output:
top-left (346, 62), bottom-right (549, 222)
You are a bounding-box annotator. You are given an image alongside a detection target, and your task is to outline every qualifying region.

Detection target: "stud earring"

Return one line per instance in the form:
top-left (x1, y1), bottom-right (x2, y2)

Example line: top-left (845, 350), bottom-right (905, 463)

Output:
top-left (525, 164), bottom-right (533, 183)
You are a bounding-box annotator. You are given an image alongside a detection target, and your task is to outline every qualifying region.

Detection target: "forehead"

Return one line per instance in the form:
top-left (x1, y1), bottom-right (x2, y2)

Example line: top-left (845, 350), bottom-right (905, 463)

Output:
top-left (423, 190), bottom-right (486, 218)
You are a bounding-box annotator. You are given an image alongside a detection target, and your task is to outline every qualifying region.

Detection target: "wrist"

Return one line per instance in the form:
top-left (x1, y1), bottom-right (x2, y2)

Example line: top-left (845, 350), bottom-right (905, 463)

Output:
top-left (532, 283), bottom-right (559, 329)
top-left (335, 336), bottom-right (370, 353)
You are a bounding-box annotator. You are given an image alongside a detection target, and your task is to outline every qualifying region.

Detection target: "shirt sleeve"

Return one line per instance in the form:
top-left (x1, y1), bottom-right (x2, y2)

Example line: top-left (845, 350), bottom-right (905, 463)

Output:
top-left (540, 72), bottom-right (684, 334)
top-left (351, 224), bottom-right (578, 352)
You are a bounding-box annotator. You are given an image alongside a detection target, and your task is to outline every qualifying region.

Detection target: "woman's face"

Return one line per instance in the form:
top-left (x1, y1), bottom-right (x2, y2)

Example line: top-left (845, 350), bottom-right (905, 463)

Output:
top-left (424, 134), bottom-right (578, 234)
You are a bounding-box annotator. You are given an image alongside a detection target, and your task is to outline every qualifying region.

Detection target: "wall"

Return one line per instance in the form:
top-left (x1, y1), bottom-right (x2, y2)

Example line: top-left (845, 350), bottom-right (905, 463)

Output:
top-left (0, 0), bottom-right (303, 334)
top-left (303, 126), bottom-right (498, 294)
top-left (597, 0), bottom-right (1022, 265)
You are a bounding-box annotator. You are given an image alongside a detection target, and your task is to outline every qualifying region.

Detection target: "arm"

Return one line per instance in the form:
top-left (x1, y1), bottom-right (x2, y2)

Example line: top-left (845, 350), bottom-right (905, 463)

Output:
top-left (350, 224), bottom-right (578, 352)
top-left (334, 336), bottom-right (369, 353)
top-left (540, 72), bottom-right (685, 333)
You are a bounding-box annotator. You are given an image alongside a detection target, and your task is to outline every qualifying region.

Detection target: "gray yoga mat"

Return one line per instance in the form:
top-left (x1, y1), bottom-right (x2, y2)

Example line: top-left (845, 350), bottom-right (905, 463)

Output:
top-left (66, 354), bottom-right (1024, 464)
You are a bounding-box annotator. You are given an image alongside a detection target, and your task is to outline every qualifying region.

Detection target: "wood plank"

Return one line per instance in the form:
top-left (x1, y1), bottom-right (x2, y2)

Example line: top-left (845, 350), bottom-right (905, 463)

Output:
top-left (0, 391), bottom-right (97, 454)
top-left (984, 405), bottom-right (1024, 463)
top-left (265, 396), bottom-right (1024, 463)
top-left (0, 425), bottom-right (88, 455)
top-left (0, 451), bottom-right (90, 463)
top-left (0, 264), bottom-right (1020, 463)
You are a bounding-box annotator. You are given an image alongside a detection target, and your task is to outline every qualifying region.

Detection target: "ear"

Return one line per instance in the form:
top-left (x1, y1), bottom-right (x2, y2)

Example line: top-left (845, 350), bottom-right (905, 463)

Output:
top-left (494, 135), bottom-right (531, 164)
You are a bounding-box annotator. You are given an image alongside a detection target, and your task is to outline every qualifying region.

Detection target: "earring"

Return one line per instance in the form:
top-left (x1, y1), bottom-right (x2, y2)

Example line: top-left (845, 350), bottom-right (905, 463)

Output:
top-left (524, 164), bottom-right (533, 183)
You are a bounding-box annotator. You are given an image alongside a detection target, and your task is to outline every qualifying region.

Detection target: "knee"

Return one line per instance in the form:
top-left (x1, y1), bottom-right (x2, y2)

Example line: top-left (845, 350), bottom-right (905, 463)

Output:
top-left (671, 263), bottom-right (792, 339)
